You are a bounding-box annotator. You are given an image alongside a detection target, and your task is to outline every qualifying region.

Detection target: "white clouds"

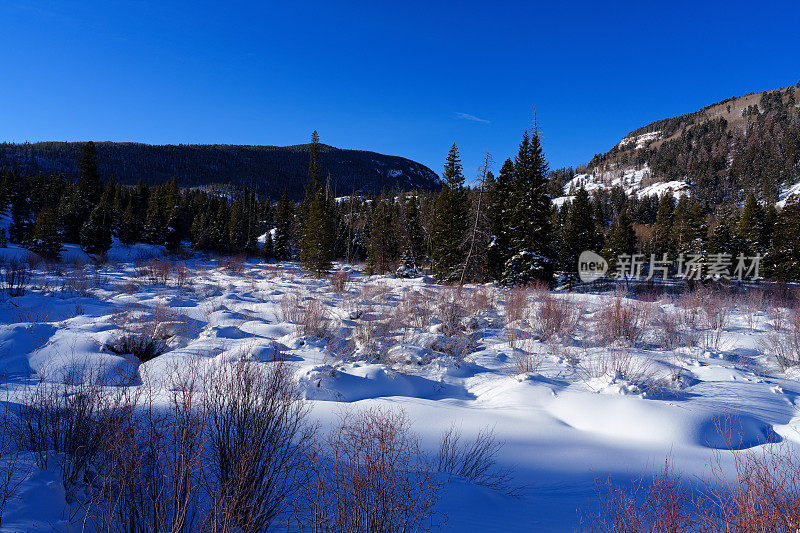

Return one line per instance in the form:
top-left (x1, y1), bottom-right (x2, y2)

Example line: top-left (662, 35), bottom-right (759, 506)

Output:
top-left (455, 112), bottom-right (490, 124)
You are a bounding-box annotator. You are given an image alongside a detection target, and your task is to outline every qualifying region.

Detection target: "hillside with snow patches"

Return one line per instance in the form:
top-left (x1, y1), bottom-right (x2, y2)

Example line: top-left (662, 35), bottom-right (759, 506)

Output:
top-left (554, 164), bottom-right (693, 206)
top-left (1, 243), bottom-right (800, 529)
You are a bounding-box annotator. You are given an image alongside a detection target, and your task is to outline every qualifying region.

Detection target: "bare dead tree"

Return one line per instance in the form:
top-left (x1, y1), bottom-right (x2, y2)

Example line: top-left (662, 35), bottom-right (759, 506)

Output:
top-left (460, 151), bottom-right (493, 286)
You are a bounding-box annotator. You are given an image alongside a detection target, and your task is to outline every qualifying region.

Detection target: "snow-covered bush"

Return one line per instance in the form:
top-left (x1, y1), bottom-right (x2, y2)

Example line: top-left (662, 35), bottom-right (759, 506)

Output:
top-left (1, 257), bottom-right (30, 297)
top-left (328, 269), bottom-right (350, 292)
top-left (106, 303), bottom-right (188, 362)
top-left (761, 309), bottom-right (800, 370)
top-left (529, 295), bottom-right (582, 342)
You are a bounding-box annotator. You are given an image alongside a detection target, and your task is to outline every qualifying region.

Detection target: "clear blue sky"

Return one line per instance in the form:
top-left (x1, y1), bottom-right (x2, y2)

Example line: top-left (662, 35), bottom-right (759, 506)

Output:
top-left (1, 0), bottom-right (799, 180)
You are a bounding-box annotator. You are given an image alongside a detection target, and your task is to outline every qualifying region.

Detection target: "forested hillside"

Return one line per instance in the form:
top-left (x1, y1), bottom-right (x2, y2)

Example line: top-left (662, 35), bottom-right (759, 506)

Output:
top-left (0, 141), bottom-right (440, 199)
top-left (587, 83), bottom-right (800, 206)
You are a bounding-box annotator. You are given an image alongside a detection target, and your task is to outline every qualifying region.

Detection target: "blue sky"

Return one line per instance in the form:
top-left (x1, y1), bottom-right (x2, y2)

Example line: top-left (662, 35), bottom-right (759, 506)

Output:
top-left (1, 0), bottom-right (799, 180)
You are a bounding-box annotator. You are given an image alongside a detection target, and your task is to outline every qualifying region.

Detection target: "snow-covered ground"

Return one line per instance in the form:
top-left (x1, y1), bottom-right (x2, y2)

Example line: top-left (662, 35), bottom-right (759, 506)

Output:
top-left (1, 251), bottom-right (799, 531)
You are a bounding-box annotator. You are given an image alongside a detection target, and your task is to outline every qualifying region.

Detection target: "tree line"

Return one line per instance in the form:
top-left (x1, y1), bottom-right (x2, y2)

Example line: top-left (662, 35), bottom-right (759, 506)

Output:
top-left (3, 129), bottom-right (800, 283)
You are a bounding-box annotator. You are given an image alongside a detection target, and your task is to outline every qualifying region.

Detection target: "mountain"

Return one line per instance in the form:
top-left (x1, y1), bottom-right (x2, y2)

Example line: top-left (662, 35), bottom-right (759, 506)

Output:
top-left (0, 141), bottom-right (440, 199)
top-left (564, 83), bottom-right (800, 207)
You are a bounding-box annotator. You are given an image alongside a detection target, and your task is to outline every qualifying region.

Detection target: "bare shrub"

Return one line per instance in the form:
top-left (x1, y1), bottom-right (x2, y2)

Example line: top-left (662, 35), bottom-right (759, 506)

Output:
top-left (204, 360), bottom-right (314, 532)
top-left (596, 296), bottom-right (651, 346)
top-left (437, 424), bottom-right (518, 496)
top-left (512, 351), bottom-right (539, 375)
top-left (298, 297), bottom-right (332, 339)
top-left (138, 258), bottom-right (172, 284)
top-left (223, 254), bottom-right (246, 274)
top-left (89, 367), bottom-right (208, 533)
top-left (329, 270), bottom-right (350, 293)
top-left (275, 290), bottom-right (303, 324)
top-left (299, 407), bottom-right (442, 532)
top-left (353, 316), bottom-right (394, 361)
top-left (462, 285), bottom-right (496, 316)
top-left (1, 258), bottom-right (31, 297)
top-left (174, 262), bottom-right (191, 288)
top-left (744, 288), bottom-right (766, 331)
top-left (59, 267), bottom-right (92, 295)
top-left (760, 309), bottom-right (800, 370)
top-left (580, 459), bottom-right (692, 533)
top-left (504, 286), bottom-right (528, 325)
top-left (699, 290), bottom-right (733, 350)
top-left (654, 308), bottom-right (683, 351)
top-left (529, 295), bottom-right (582, 342)
top-left (15, 370), bottom-right (106, 488)
top-left (581, 349), bottom-right (656, 391)
top-left (106, 302), bottom-right (187, 363)
top-left (435, 286), bottom-right (465, 335)
top-left (0, 394), bottom-right (28, 528)
top-left (391, 289), bottom-right (433, 333)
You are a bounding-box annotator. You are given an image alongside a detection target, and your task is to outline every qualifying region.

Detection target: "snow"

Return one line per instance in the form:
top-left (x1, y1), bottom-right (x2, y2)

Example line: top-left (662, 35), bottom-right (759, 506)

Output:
top-left (618, 131), bottom-right (661, 149)
top-left (1, 256), bottom-right (799, 530)
top-left (778, 180), bottom-right (800, 207)
top-left (556, 165), bottom-right (691, 205)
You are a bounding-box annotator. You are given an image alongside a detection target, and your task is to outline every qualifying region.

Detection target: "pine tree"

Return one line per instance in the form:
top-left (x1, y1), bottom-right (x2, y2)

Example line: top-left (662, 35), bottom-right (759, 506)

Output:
top-left (670, 197), bottom-right (707, 256)
top-left (431, 143), bottom-right (468, 283)
top-left (738, 192), bottom-right (764, 255)
top-left (487, 159), bottom-right (514, 280)
top-left (9, 182), bottom-right (34, 244)
top-left (60, 141), bottom-right (102, 243)
top-left (502, 128), bottom-right (555, 285)
top-left (28, 207), bottom-right (63, 260)
top-left (766, 200), bottom-right (800, 280)
top-left (299, 131), bottom-right (335, 276)
top-left (396, 193), bottom-right (425, 277)
top-left (273, 190), bottom-right (294, 261)
top-left (366, 193), bottom-right (398, 275)
top-left (651, 194), bottom-right (675, 255)
top-left (80, 183), bottom-right (114, 255)
top-left (118, 200), bottom-right (140, 245)
top-left (603, 210), bottom-right (637, 271)
top-left (559, 187), bottom-right (603, 278)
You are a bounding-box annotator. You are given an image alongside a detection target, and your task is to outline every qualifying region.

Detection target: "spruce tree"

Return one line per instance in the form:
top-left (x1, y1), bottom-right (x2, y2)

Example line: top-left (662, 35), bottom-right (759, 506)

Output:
top-left (765, 200), bottom-right (800, 280)
top-left (487, 159), bottom-right (514, 280)
top-left (559, 187), bottom-right (603, 278)
top-left (651, 194), bottom-right (675, 255)
top-left (366, 193), bottom-right (398, 275)
top-left (299, 131), bottom-right (335, 276)
top-left (603, 210), bottom-right (637, 271)
top-left (502, 129), bottom-right (555, 285)
top-left (273, 190), bottom-right (294, 261)
top-left (29, 207), bottom-right (63, 260)
top-left (738, 192), bottom-right (764, 255)
top-left (431, 143), bottom-right (468, 283)
top-left (118, 200), bottom-right (140, 245)
top-left (60, 141), bottom-right (102, 243)
top-left (80, 183), bottom-right (113, 255)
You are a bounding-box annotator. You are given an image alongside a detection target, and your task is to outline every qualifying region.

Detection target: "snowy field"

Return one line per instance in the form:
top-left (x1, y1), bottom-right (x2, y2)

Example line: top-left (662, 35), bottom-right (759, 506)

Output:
top-left (1, 246), bottom-right (800, 531)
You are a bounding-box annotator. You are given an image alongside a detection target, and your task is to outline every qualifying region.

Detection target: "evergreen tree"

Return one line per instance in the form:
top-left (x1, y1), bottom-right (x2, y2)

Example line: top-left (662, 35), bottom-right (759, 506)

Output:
top-left (9, 182), bottom-right (34, 244)
top-left (431, 143), bottom-right (468, 283)
top-left (118, 200), bottom-right (141, 245)
top-left (366, 193), bottom-right (398, 275)
top-left (559, 187), bottom-right (603, 278)
top-left (738, 192), bottom-right (764, 255)
top-left (462, 152), bottom-right (493, 284)
top-left (487, 159), bottom-right (514, 280)
top-left (670, 197), bottom-right (707, 256)
top-left (766, 200), bottom-right (800, 280)
top-left (651, 194), bottom-right (675, 255)
top-left (273, 190), bottom-right (294, 261)
top-left (28, 207), bottom-right (63, 260)
top-left (502, 129), bottom-right (555, 285)
top-left (80, 183), bottom-right (114, 255)
top-left (60, 141), bottom-right (102, 243)
top-left (396, 193), bottom-right (425, 277)
top-left (603, 210), bottom-right (637, 271)
top-left (299, 131), bottom-right (335, 276)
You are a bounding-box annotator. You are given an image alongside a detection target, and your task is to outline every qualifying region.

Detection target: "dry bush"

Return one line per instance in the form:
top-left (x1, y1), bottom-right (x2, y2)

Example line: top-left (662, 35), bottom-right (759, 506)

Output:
top-left (275, 290), bottom-right (303, 324)
top-left (462, 285), bottom-right (496, 316)
top-left (512, 351), bottom-right (539, 375)
top-left (0, 394), bottom-right (27, 528)
top-left (298, 407), bottom-right (442, 533)
top-left (88, 368), bottom-right (208, 533)
top-left (581, 349), bottom-right (657, 391)
top-left (760, 309), bottom-right (800, 370)
top-left (204, 360), bottom-right (314, 532)
top-left (329, 270), bottom-right (350, 293)
top-left (106, 302), bottom-right (188, 363)
top-left (580, 459), bottom-right (692, 533)
top-left (1, 258), bottom-right (31, 297)
top-left (654, 308), bottom-right (683, 351)
top-left (743, 288), bottom-right (766, 331)
top-left (391, 289), bottom-right (433, 333)
top-left (173, 262), bottom-right (191, 288)
top-left (596, 296), bottom-right (651, 346)
top-left (137, 258), bottom-right (172, 285)
top-left (223, 254), bottom-right (246, 274)
top-left (353, 316), bottom-right (394, 361)
top-left (504, 286), bottom-right (529, 325)
top-left (298, 297), bottom-right (332, 339)
top-left (697, 442), bottom-right (800, 532)
top-left (699, 290), bottom-right (734, 350)
top-left (15, 370), bottom-right (108, 489)
top-left (359, 281), bottom-right (391, 305)
top-left (437, 424), bottom-right (518, 496)
top-left (529, 295), bottom-right (582, 342)
top-left (435, 286), bottom-right (466, 336)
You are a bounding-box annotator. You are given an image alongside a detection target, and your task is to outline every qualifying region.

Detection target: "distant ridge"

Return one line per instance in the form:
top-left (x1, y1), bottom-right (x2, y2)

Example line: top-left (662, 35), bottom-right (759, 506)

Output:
top-left (0, 141), bottom-right (440, 199)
